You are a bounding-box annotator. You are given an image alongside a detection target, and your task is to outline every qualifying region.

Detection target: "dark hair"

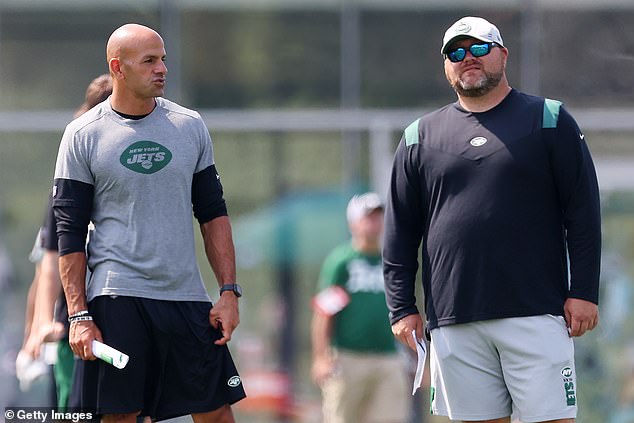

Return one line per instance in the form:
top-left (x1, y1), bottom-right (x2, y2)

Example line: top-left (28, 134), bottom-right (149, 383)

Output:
top-left (73, 74), bottom-right (113, 118)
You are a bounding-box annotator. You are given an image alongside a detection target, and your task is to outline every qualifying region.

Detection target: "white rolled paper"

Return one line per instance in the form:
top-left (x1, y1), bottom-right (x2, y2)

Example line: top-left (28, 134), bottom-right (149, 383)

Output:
top-left (92, 340), bottom-right (129, 369)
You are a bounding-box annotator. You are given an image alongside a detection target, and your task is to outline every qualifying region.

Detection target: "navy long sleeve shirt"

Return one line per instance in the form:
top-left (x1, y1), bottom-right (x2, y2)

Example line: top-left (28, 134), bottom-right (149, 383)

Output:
top-left (383, 89), bottom-right (601, 329)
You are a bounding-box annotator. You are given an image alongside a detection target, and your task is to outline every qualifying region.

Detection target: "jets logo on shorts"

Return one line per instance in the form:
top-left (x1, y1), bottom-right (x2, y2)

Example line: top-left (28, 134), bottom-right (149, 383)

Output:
top-left (469, 136), bottom-right (487, 147)
top-left (227, 375), bottom-right (241, 388)
top-left (561, 366), bottom-right (576, 406)
top-left (120, 141), bottom-right (172, 174)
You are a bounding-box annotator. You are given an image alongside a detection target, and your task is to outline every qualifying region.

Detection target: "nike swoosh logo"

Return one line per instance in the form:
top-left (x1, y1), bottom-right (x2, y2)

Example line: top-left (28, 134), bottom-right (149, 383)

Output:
top-left (579, 133), bottom-right (585, 140)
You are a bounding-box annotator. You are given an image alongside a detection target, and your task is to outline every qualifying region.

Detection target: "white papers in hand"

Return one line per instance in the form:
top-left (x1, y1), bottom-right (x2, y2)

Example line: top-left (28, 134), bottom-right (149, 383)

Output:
top-left (412, 329), bottom-right (427, 395)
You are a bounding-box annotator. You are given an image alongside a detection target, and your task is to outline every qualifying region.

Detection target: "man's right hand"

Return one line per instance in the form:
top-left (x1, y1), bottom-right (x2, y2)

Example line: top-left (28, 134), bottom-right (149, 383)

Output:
top-left (209, 292), bottom-right (240, 345)
top-left (391, 313), bottom-right (424, 352)
top-left (69, 320), bottom-right (102, 361)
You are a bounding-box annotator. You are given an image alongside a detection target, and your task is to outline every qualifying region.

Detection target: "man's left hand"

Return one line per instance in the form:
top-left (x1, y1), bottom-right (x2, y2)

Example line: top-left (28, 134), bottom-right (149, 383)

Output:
top-left (564, 298), bottom-right (599, 337)
top-left (209, 292), bottom-right (240, 345)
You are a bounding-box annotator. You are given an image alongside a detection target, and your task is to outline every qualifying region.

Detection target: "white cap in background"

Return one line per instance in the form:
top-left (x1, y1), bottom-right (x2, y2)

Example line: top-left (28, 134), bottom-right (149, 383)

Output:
top-left (346, 192), bottom-right (384, 224)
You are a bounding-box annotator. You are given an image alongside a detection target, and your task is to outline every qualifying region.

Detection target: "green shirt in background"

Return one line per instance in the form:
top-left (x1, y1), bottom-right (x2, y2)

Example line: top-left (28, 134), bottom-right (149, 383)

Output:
top-left (317, 242), bottom-right (396, 353)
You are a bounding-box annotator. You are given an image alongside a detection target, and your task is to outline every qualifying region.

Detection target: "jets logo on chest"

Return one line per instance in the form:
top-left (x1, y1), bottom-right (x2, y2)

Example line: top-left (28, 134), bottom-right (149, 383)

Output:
top-left (120, 140), bottom-right (172, 174)
top-left (469, 136), bottom-right (488, 147)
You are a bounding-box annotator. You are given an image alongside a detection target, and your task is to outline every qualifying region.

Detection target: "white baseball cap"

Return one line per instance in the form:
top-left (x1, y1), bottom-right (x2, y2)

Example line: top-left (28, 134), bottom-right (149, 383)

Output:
top-left (346, 192), bottom-right (384, 224)
top-left (441, 16), bottom-right (504, 54)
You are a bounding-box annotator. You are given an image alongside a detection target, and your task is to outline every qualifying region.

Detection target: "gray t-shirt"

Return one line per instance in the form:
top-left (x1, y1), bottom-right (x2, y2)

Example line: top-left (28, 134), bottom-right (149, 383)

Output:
top-left (54, 97), bottom-right (214, 302)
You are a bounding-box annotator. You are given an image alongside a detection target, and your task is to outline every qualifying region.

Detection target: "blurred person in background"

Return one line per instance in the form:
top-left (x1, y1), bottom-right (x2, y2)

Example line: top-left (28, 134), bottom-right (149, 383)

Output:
top-left (52, 23), bottom-right (245, 422)
top-left (15, 229), bottom-right (55, 399)
top-left (383, 16), bottom-right (601, 423)
top-left (311, 192), bottom-right (408, 423)
top-left (21, 74), bottom-right (112, 409)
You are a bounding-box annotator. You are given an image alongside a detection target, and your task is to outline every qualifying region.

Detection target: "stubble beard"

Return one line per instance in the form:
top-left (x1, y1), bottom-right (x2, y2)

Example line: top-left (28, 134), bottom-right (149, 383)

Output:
top-left (450, 69), bottom-right (503, 98)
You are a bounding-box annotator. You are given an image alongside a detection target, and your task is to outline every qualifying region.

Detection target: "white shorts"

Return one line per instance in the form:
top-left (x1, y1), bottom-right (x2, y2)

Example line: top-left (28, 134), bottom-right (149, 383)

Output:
top-left (429, 315), bottom-right (577, 422)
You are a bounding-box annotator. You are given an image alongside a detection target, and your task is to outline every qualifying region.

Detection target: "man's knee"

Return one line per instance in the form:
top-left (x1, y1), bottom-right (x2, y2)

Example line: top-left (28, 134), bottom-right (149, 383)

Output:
top-left (101, 411), bottom-right (141, 423)
top-left (192, 404), bottom-right (235, 423)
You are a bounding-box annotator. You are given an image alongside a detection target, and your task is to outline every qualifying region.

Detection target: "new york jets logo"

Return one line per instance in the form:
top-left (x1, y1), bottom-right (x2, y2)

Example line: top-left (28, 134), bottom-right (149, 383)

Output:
top-left (561, 367), bottom-right (576, 406)
top-left (227, 376), bottom-right (241, 387)
top-left (456, 22), bottom-right (471, 33)
top-left (469, 136), bottom-right (488, 147)
top-left (120, 141), bottom-right (172, 174)
top-left (561, 367), bottom-right (573, 378)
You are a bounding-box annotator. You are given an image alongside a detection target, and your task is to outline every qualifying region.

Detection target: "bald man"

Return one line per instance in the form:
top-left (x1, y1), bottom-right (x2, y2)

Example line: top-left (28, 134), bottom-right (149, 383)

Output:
top-left (52, 24), bottom-right (245, 423)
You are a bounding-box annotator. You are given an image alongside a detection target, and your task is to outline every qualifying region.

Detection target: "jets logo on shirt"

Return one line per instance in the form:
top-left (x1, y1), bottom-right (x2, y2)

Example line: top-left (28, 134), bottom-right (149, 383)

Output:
top-left (469, 136), bottom-right (488, 147)
top-left (120, 141), bottom-right (172, 174)
top-left (346, 260), bottom-right (385, 294)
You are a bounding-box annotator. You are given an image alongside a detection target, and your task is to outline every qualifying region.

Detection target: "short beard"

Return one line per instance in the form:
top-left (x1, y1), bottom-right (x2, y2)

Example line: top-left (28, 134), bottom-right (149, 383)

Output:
top-left (450, 69), bottom-right (503, 97)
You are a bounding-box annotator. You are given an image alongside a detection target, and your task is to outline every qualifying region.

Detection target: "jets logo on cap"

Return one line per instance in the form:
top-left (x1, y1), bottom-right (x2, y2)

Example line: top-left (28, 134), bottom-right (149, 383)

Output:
top-left (456, 22), bottom-right (471, 33)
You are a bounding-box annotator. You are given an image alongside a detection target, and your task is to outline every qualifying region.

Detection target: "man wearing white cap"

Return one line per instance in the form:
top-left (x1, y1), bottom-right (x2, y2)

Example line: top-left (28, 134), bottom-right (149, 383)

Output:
top-left (311, 192), bottom-right (408, 423)
top-left (383, 16), bottom-right (601, 423)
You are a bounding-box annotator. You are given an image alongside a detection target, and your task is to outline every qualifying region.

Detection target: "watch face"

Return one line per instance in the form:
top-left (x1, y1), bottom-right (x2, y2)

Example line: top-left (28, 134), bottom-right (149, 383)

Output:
top-left (234, 284), bottom-right (243, 296)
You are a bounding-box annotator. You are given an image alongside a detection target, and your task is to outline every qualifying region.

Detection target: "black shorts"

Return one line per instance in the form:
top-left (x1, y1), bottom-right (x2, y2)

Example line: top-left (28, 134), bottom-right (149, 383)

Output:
top-left (77, 296), bottom-right (246, 421)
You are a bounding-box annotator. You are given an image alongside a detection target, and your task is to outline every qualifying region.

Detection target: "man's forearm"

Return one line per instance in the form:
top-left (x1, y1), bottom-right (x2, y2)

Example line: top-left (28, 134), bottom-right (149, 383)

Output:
top-left (33, 251), bottom-right (62, 327)
top-left (311, 312), bottom-right (333, 359)
top-left (58, 252), bottom-right (88, 315)
top-left (23, 266), bottom-right (41, 345)
top-left (201, 216), bottom-right (236, 287)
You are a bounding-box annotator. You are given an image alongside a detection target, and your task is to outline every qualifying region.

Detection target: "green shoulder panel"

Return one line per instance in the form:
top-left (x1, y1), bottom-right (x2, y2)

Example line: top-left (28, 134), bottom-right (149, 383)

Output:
top-left (543, 98), bottom-right (562, 129)
top-left (404, 118), bottom-right (421, 146)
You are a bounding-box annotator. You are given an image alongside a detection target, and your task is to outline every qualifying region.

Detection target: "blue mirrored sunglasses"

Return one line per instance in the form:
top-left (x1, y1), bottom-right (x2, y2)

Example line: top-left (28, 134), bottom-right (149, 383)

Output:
top-left (445, 42), bottom-right (498, 63)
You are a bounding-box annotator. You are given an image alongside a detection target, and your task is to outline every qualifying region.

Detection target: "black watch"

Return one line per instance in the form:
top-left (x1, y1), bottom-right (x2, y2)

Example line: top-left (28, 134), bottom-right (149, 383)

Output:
top-left (219, 283), bottom-right (242, 298)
